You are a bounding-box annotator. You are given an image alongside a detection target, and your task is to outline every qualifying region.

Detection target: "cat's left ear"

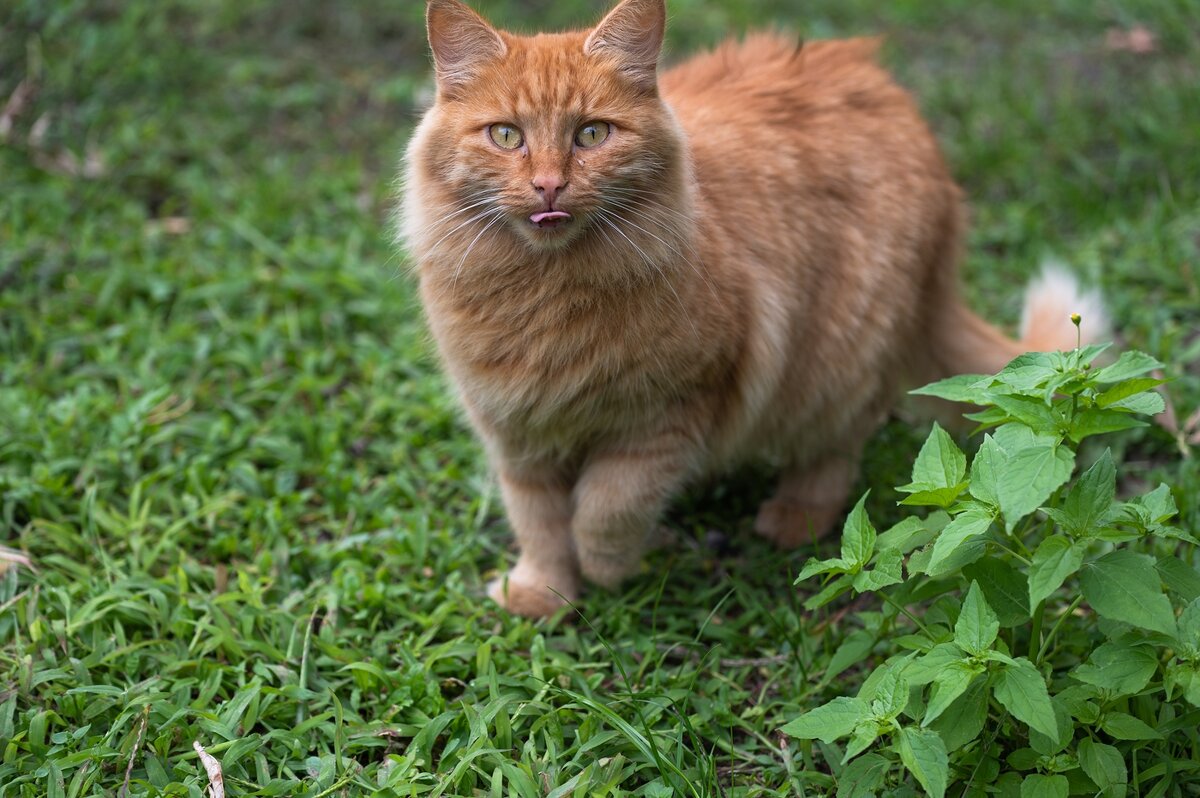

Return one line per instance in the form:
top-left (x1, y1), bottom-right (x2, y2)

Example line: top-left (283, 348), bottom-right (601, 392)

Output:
top-left (584, 0), bottom-right (666, 92)
top-left (426, 0), bottom-right (507, 92)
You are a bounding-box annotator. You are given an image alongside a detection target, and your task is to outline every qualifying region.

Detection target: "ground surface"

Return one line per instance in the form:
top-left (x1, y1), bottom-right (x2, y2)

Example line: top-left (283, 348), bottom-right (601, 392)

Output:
top-left (1, 0), bottom-right (1198, 794)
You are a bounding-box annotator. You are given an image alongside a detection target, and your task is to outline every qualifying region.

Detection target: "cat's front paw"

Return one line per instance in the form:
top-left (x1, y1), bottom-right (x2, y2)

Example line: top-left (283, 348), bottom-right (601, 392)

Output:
top-left (753, 499), bottom-right (843, 549)
top-left (487, 572), bottom-right (575, 618)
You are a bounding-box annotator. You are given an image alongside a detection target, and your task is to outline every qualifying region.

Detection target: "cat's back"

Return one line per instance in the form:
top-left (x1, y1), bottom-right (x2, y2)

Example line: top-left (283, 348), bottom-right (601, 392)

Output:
top-left (660, 34), bottom-right (950, 198)
top-left (662, 34), bottom-right (920, 137)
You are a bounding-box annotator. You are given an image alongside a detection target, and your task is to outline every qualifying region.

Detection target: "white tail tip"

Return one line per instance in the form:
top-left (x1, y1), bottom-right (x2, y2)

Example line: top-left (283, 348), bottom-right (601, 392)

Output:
top-left (1020, 262), bottom-right (1110, 351)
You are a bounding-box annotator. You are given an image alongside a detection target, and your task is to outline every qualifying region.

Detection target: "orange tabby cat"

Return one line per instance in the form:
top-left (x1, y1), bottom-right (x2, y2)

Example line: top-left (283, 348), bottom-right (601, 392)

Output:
top-left (400, 0), bottom-right (1104, 617)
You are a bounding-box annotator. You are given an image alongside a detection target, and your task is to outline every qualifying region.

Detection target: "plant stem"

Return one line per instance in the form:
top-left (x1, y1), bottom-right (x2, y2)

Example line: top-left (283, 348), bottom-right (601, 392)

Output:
top-left (1029, 599), bottom-right (1046, 662)
top-left (1036, 596), bottom-right (1085, 663)
top-left (991, 542), bottom-right (1032, 566)
top-left (880, 593), bottom-right (933, 638)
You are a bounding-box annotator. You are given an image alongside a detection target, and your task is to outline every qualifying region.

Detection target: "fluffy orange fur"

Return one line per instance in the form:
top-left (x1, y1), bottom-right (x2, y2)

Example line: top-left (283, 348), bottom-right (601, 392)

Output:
top-left (400, 0), bottom-right (1103, 617)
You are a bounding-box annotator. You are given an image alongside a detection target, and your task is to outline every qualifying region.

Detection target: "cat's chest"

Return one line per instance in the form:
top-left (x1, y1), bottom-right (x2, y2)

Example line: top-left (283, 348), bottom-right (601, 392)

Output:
top-left (424, 276), bottom-right (699, 434)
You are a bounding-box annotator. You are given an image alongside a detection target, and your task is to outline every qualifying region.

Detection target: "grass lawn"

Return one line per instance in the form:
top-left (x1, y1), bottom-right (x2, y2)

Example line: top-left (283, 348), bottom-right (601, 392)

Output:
top-left (1, 0), bottom-right (1198, 795)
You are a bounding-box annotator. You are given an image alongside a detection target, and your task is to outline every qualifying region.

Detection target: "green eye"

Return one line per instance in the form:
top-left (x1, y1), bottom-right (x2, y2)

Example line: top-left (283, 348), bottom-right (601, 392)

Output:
top-left (574, 121), bottom-right (611, 148)
top-left (488, 124), bottom-right (523, 150)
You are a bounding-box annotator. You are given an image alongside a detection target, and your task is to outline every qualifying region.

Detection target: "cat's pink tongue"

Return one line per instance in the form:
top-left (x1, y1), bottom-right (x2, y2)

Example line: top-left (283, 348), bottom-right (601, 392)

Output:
top-left (530, 211), bottom-right (571, 228)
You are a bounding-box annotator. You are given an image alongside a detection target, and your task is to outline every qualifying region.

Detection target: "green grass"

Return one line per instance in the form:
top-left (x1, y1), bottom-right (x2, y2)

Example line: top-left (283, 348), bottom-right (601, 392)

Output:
top-left (1, 0), bottom-right (1197, 794)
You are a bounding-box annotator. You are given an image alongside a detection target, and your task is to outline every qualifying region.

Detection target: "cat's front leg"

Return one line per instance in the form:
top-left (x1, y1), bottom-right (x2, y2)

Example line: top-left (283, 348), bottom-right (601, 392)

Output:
top-left (572, 434), bottom-right (695, 588)
top-left (487, 464), bottom-right (579, 618)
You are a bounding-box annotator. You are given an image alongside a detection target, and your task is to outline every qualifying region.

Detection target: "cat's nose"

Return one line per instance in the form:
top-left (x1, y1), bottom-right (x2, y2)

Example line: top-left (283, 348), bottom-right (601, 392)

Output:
top-left (532, 175), bottom-right (567, 206)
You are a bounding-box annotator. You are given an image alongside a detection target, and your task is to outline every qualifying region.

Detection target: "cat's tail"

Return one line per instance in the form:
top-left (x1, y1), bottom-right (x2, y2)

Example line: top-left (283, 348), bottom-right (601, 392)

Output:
top-left (930, 263), bottom-right (1109, 379)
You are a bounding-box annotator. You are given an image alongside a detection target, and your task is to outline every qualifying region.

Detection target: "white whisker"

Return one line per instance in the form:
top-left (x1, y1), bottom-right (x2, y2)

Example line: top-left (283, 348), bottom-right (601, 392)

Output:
top-left (596, 209), bottom-right (699, 338)
top-left (451, 210), bottom-right (508, 288)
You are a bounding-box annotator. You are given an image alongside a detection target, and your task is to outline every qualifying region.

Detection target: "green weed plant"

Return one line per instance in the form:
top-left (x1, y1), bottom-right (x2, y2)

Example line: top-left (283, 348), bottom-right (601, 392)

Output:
top-left (786, 340), bottom-right (1199, 797)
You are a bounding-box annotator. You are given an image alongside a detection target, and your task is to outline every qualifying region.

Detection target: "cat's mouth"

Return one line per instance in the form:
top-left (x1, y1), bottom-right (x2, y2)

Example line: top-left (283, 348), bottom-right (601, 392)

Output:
top-left (529, 210), bottom-right (572, 230)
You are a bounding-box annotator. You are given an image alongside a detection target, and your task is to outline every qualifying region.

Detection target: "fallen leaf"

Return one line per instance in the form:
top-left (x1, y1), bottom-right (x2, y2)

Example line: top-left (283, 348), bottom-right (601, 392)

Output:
top-left (1105, 25), bottom-right (1157, 54)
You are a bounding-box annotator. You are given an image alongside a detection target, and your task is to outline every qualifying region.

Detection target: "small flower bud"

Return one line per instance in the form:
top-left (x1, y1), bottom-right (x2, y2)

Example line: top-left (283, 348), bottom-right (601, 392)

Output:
top-left (1070, 313), bottom-right (1082, 327)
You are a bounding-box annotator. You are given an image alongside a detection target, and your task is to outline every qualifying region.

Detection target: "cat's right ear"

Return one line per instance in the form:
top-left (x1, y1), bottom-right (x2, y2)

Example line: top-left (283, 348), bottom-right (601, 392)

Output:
top-left (426, 0), bottom-right (506, 92)
top-left (585, 0), bottom-right (666, 92)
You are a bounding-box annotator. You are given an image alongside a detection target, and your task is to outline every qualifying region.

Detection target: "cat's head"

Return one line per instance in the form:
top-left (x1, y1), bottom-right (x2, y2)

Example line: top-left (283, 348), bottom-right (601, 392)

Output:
top-left (404, 0), bottom-right (689, 259)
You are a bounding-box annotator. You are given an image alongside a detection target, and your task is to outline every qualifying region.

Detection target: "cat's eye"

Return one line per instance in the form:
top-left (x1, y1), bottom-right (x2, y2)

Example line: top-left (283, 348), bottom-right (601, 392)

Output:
top-left (488, 123), bottom-right (524, 150)
top-left (574, 121), bottom-right (611, 148)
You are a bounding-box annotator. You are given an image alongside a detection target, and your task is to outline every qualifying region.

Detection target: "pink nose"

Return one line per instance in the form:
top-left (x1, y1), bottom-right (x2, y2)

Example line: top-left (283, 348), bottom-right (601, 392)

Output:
top-left (532, 175), bottom-right (565, 206)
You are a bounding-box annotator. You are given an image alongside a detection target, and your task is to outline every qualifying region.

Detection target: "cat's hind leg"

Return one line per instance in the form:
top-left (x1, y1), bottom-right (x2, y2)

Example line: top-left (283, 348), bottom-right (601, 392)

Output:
top-left (753, 455), bottom-right (857, 548)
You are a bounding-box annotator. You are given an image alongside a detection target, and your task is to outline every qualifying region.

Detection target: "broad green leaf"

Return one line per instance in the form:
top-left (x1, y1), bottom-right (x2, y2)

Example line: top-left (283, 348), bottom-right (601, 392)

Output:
top-left (869, 668), bottom-right (909, 720)
top-left (1078, 739), bottom-right (1127, 792)
top-left (954, 581), bottom-right (999, 655)
top-left (843, 721), bottom-right (883, 763)
top-left (910, 373), bottom-right (991, 404)
top-left (840, 493), bottom-right (876, 569)
top-left (803, 573), bottom-right (855, 611)
top-left (1028, 537), bottom-right (1086, 607)
top-left (1091, 350), bottom-right (1163, 383)
top-left (1007, 748), bottom-right (1042, 770)
top-left (898, 424), bottom-right (967, 508)
top-left (1072, 639), bottom-right (1158, 695)
top-left (996, 773), bottom-right (1024, 798)
top-left (964, 405), bottom-right (1010, 432)
top-left (1179, 597), bottom-right (1200, 651)
top-left (897, 726), bottom-right (948, 798)
top-left (1070, 342), bottom-right (1112, 367)
top-left (904, 643), bottom-right (963, 687)
top-left (1079, 550), bottom-right (1177, 636)
top-left (1156, 555), bottom-right (1200, 603)
top-left (993, 658), bottom-right (1057, 739)
top-left (1067, 408), bottom-right (1148, 443)
top-left (1099, 712), bottom-right (1161, 740)
top-left (821, 630), bottom-right (877, 688)
top-left (963, 557), bottom-right (1030, 627)
top-left (927, 676), bottom-right (988, 751)
top-left (923, 661), bottom-right (982, 725)
top-left (968, 435), bottom-right (1005, 508)
top-left (914, 422), bottom-right (967, 486)
top-left (1027, 698), bottom-right (1073, 756)
top-left (852, 548), bottom-right (904, 592)
top-left (928, 506), bottom-right (995, 577)
top-left (876, 516), bottom-right (930, 553)
top-left (898, 484), bottom-right (969, 508)
top-left (1052, 450), bottom-right (1115, 536)
top-left (994, 432), bottom-right (1074, 530)
top-left (1106, 390), bottom-right (1164, 415)
top-left (1057, 684), bottom-right (1101, 724)
top-left (992, 352), bottom-right (1061, 392)
top-left (836, 752), bottom-right (890, 798)
top-left (797, 555), bottom-right (851, 582)
top-left (1136, 484), bottom-right (1180, 528)
top-left (990, 393), bottom-right (1061, 434)
top-left (1020, 774), bottom-right (1068, 798)
top-left (1165, 661), bottom-right (1200, 708)
top-left (781, 697), bottom-right (868, 742)
top-left (1095, 378), bottom-right (1166, 408)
